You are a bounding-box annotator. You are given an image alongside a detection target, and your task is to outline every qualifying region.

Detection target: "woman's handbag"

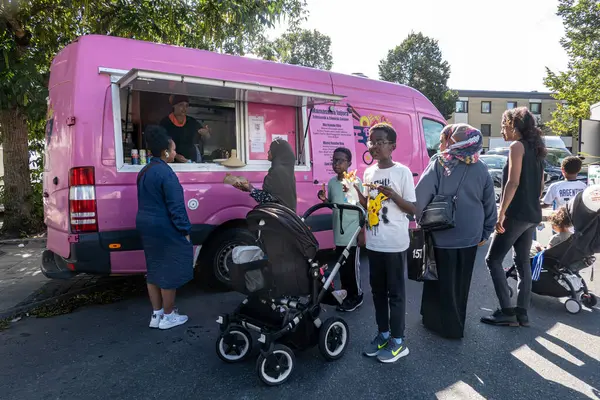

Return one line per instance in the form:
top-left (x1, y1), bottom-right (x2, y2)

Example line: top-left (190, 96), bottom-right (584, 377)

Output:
top-left (419, 163), bottom-right (469, 232)
top-left (408, 229), bottom-right (438, 281)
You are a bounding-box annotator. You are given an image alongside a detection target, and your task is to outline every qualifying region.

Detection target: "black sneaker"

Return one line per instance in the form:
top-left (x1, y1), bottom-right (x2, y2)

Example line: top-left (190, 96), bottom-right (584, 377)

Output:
top-left (337, 295), bottom-right (364, 312)
top-left (480, 309), bottom-right (519, 327)
top-left (515, 307), bottom-right (530, 327)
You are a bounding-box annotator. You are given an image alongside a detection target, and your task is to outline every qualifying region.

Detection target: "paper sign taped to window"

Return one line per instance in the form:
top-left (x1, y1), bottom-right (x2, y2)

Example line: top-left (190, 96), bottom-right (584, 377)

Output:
top-left (272, 134), bottom-right (288, 143)
top-left (250, 141), bottom-right (265, 153)
top-left (249, 115), bottom-right (266, 143)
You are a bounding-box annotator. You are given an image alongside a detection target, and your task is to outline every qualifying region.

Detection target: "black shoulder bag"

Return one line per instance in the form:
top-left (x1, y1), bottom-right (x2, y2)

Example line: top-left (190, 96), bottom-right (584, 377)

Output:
top-left (419, 163), bottom-right (469, 232)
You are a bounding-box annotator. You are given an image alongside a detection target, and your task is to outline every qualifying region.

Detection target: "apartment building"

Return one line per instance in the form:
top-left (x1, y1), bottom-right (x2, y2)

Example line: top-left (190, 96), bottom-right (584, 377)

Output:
top-left (447, 90), bottom-right (573, 151)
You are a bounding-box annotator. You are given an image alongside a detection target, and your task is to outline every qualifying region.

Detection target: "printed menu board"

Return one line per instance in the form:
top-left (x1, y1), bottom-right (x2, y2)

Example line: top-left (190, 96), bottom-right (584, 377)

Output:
top-left (309, 105), bottom-right (356, 184)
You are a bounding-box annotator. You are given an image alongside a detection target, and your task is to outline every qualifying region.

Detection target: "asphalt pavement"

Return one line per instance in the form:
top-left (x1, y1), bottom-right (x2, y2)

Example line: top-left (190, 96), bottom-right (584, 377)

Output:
top-left (1, 229), bottom-right (599, 400)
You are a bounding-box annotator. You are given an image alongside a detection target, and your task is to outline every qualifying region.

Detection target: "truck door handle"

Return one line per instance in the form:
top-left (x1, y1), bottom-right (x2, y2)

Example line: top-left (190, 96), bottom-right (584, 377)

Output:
top-left (412, 172), bottom-right (419, 177)
top-left (43, 192), bottom-right (49, 198)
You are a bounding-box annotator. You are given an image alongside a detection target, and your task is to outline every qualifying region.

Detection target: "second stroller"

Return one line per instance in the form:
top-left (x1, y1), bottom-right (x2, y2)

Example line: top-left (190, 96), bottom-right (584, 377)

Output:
top-left (506, 187), bottom-right (600, 313)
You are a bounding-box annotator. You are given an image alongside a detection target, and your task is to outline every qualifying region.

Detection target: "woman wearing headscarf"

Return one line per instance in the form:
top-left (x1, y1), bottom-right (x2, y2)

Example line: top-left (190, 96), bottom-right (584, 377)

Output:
top-left (234, 139), bottom-right (297, 211)
top-left (137, 125), bottom-right (193, 330)
top-left (415, 124), bottom-right (497, 339)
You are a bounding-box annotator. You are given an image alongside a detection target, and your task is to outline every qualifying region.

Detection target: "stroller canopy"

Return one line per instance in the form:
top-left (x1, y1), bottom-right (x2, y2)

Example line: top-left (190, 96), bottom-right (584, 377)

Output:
top-left (565, 188), bottom-right (600, 261)
top-left (247, 203), bottom-right (319, 261)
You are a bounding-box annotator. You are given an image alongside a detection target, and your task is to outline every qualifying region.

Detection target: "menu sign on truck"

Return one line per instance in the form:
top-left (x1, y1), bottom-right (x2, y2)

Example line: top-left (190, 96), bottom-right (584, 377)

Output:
top-left (309, 105), bottom-right (356, 184)
top-left (588, 165), bottom-right (600, 186)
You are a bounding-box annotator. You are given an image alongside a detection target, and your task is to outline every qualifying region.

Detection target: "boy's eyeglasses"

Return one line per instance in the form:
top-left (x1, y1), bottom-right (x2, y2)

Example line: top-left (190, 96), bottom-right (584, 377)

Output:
top-left (367, 140), bottom-right (394, 148)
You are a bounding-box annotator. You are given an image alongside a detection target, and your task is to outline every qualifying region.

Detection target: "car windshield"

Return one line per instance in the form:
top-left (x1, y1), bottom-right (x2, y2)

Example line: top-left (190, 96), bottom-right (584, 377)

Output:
top-left (486, 149), bottom-right (509, 157)
top-left (487, 147), bottom-right (571, 168)
top-left (480, 155), bottom-right (507, 169)
top-left (545, 148), bottom-right (571, 167)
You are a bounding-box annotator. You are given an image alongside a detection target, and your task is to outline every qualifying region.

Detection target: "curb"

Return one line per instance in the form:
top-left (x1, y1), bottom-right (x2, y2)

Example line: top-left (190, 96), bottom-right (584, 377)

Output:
top-left (0, 276), bottom-right (131, 322)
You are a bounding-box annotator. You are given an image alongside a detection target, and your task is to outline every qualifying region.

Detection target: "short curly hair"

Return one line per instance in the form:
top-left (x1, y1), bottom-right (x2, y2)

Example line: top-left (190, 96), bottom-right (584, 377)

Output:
top-left (561, 156), bottom-right (582, 175)
top-left (548, 206), bottom-right (572, 230)
top-left (145, 125), bottom-right (171, 157)
top-left (369, 123), bottom-right (397, 142)
top-left (333, 147), bottom-right (352, 163)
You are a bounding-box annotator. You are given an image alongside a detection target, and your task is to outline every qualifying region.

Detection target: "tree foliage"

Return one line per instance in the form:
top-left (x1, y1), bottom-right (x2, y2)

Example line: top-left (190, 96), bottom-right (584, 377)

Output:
top-left (378, 32), bottom-right (457, 119)
top-left (257, 28), bottom-right (333, 70)
top-left (544, 0), bottom-right (600, 139)
top-left (0, 0), bottom-right (307, 237)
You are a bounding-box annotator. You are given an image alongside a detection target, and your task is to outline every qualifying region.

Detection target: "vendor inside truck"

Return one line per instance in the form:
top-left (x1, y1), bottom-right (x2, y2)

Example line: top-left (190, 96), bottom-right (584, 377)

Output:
top-left (160, 94), bottom-right (211, 163)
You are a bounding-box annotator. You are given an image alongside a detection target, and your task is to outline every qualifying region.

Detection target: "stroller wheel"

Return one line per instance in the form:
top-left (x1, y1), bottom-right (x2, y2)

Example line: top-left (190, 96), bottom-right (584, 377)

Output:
top-left (581, 293), bottom-right (598, 308)
top-left (216, 326), bottom-right (253, 363)
top-left (256, 344), bottom-right (295, 386)
top-left (318, 317), bottom-right (349, 361)
top-left (565, 298), bottom-right (582, 314)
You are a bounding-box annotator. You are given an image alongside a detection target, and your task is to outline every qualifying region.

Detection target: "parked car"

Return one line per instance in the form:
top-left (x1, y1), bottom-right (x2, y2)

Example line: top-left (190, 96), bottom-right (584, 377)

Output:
top-left (486, 146), bottom-right (587, 179)
top-left (485, 147), bottom-right (587, 196)
top-left (480, 154), bottom-right (506, 203)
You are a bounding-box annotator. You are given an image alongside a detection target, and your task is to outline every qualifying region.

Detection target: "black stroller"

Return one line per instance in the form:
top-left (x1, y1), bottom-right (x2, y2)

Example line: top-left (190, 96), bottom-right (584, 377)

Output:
top-left (506, 191), bottom-right (599, 314)
top-left (215, 202), bottom-right (366, 386)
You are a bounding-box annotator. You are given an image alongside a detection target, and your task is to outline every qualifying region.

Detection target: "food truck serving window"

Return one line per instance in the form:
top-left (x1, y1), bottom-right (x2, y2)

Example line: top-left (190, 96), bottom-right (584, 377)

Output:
top-left (104, 68), bottom-right (345, 172)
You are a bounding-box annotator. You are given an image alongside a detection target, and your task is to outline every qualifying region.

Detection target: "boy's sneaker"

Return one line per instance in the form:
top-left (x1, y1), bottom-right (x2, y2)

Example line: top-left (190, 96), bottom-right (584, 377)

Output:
top-left (159, 309), bottom-right (188, 330)
top-left (149, 311), bottom-right (163, 329)
top-left (377, 339), bottom-right (410, 364)
top-left (363, 333), bottom-right (389, 357)
top-left (337, 294), bottom-right (364, 312)
top-left (480, 309), bottom-right (519, 327)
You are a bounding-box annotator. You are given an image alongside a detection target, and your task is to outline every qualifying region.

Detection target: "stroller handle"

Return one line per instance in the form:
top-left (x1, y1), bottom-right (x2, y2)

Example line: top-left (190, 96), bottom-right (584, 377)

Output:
top-left (302, 203), bottom-right (367, 228)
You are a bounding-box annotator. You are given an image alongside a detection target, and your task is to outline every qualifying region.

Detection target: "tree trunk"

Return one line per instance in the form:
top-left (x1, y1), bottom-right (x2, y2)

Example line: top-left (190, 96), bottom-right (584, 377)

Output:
top-left (0, 108), bottom-right (38, 238)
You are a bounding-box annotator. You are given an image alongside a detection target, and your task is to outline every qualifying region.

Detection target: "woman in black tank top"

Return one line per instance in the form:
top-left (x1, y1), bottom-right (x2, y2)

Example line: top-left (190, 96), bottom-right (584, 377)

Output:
top-left (481, 107), bottom-right (546, 328)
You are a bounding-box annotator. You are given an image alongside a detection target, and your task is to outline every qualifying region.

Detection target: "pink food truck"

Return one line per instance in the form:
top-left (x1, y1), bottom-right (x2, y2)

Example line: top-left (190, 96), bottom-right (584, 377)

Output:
top-left (41, 35), bottom-right (446, 288)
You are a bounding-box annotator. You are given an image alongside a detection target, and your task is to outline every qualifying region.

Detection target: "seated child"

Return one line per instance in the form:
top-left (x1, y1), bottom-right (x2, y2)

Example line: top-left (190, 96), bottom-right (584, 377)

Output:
top-left (530, 206), bottom-right (572, 257)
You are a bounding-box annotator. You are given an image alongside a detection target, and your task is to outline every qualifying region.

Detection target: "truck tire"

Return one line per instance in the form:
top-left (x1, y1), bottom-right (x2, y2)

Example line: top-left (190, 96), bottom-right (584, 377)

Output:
top-left (197, 228), bottom-right (257, 291)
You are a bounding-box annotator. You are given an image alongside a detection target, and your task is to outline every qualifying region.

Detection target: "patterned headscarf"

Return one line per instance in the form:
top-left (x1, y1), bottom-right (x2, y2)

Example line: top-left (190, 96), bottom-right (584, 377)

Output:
top-left (438, 123), bottom-right (483, 176)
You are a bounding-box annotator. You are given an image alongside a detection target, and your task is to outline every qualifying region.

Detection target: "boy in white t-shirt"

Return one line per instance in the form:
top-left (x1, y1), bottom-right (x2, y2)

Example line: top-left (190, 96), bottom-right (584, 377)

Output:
top-left (353, 123), bottom-right (417, 364)
top-left (542, 156), bottom-right (587, 210)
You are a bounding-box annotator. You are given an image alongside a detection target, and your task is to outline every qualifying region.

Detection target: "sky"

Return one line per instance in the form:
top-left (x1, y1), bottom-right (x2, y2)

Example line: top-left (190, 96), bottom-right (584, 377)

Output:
top-left (266, 0), bottom-right (570, 92)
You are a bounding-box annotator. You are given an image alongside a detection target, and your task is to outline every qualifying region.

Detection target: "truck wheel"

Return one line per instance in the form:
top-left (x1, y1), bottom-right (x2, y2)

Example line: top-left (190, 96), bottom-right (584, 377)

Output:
top-left (197, 228), bottom-right (257, 291)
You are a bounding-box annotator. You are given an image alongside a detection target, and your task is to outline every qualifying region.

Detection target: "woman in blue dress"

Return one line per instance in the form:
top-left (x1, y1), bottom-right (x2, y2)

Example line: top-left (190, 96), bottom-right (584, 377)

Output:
top-left (137, 125), bottom-right (193, 330)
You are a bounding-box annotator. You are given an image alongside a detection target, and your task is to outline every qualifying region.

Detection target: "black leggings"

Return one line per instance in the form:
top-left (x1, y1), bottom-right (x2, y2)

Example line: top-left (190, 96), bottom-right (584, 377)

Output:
top-left (486, 218), bottom-right (537, 310)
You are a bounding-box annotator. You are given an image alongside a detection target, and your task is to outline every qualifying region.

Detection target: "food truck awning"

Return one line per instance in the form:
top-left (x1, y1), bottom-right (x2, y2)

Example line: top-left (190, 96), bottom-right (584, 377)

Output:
top-left (114, 68), bottom-right (345, 107)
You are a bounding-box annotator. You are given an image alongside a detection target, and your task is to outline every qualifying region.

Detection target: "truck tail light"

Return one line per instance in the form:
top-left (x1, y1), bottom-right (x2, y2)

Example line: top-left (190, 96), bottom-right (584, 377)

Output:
top-left (69, 167), bottom-right (98, 233)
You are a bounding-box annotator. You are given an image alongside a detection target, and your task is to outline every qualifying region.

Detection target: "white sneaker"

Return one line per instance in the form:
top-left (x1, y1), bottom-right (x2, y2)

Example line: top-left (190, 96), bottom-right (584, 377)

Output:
top-left (159, 310), bottom-right (188, 330)
top-left (149, 312), bottom-right (163, 329)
